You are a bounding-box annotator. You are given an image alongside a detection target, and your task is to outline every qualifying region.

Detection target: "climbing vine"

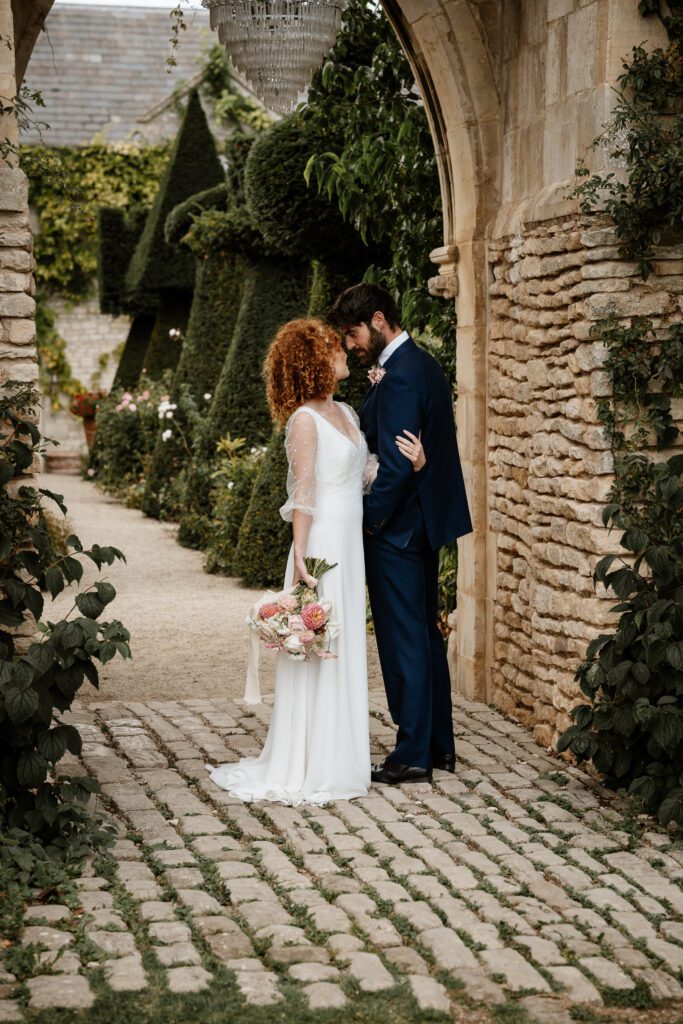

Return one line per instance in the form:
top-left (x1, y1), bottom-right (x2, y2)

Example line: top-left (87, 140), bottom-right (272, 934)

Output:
top-left (572, 4), bottom-right (683, 277)
top-left (559, 6), bottom-right (683, 826)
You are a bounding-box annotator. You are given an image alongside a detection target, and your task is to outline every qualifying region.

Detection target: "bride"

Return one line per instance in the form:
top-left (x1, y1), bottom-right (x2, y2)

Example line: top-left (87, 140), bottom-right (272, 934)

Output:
top-left (209, 318), bottom-right (425, 805)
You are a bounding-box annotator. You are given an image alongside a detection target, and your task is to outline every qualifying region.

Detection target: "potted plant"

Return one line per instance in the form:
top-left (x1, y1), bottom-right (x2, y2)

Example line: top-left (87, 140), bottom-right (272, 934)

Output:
top-left (69, 390), bottom-right (105, 449)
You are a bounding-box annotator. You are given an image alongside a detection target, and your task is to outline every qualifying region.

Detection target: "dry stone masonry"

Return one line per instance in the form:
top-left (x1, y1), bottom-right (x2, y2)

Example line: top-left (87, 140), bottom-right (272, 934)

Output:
top-left (0, 166), bottom-right (37, 391)
top-left (487, 216), bottom-right (683, 745)
top-left (1, 691), bottom-right (682, 1022)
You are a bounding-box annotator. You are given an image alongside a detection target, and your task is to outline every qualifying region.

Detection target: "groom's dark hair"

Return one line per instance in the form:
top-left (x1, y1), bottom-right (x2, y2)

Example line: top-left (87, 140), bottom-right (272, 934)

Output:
top-left (328, 283), bottom-right (400, 331)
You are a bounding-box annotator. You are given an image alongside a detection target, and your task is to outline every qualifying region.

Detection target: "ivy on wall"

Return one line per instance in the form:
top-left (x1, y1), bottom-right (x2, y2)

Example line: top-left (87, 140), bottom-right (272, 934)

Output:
top-left (21, 143), bottom-right (169, 304)
top-left (559, 6), bottom-right (683, 826)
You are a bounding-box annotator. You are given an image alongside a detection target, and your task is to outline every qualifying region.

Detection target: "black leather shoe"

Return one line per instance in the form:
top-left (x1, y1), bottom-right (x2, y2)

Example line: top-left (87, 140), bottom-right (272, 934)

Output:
top-left (432, 753), bottom-right (456, 773)
top-left (371, 761), bottom-right (433, 785)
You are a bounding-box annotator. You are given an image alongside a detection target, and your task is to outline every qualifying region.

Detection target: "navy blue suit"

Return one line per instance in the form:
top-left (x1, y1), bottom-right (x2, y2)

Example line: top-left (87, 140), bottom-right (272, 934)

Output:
top-left (360, 337), bottom-right (472, 769)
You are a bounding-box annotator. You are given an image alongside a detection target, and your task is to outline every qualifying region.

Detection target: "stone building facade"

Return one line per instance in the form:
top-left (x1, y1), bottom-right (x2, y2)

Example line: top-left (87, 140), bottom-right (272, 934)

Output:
top-left (4, 0), bottom-right (683, 737)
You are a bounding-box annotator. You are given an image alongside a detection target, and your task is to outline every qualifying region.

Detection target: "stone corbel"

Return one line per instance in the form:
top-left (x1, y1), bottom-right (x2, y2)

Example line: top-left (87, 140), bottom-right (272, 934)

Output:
top-left (428, 244), bottom-right (459, 300)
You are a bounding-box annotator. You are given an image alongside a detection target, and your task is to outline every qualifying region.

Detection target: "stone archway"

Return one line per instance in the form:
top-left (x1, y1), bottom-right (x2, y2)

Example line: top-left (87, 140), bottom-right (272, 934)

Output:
top-left (3, 0), bottom-right (681, 742)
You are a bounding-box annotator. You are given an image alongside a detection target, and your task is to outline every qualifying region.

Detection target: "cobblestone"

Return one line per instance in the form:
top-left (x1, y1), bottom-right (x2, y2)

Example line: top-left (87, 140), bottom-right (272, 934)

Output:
top-left (5, 695), bottom-right (683, 1022)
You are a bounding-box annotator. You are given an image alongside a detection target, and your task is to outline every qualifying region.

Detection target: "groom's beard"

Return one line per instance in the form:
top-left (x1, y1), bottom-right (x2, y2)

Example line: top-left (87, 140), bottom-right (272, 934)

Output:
top-left (358, 325), bottom-right (387, 366)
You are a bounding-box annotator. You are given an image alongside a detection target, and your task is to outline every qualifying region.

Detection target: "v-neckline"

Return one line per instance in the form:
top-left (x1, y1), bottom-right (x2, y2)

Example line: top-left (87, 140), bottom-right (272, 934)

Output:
top-left (306, 404), bottom-right (361, 450)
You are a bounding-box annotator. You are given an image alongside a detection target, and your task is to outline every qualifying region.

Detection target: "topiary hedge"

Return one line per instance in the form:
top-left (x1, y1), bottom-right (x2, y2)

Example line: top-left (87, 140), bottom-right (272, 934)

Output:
top-left (142, 254), bottom-right (246, 517)
top-left (125, 89), bottom-right (225, 312)
top-left (232, 429), bottom-right (292, 588)
top-left (112, 313), bottom-right (156, 390)
top-left (178, 257), bottom-right (311, 547)
top-left (244, 114), bottom-right (370, 269)
top-left (97, 205), bottom-right (148, 317)
top-left (141, 292), bottom-right (190, 380)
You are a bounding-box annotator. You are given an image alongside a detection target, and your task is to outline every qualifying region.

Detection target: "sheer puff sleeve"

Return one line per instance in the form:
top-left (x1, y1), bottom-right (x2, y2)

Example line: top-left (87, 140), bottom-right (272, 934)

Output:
top-left (279, 409), bottom-right (318, 522)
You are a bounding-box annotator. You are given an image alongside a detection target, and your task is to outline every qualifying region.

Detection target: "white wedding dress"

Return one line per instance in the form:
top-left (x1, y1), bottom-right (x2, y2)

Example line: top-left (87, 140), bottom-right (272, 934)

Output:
top-left (209, 401), bottom-right (371, 805)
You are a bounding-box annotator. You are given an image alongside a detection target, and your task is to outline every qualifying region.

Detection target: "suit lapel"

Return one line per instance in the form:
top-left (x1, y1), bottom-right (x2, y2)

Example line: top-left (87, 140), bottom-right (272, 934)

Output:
top-left (382, 335), bottom-right (416, 372)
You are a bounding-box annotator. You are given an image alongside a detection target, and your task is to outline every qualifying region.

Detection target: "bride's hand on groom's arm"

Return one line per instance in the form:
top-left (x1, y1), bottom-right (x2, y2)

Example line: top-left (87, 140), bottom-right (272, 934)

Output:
top-left (396, 430), bottom-right (426, 472)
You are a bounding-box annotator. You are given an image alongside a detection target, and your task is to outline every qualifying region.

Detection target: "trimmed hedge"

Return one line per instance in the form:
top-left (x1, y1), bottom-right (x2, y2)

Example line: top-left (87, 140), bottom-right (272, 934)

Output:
top-left (178, 257), bottom-right (311, 548)
top-left (245, 114), bottom-right (368, 268)
top-left (112, 313), bottom-right (155, 389)
top-left (232, 429), bottom-right (292, 587)
top-left (97, 205), bottom-right (147, 316)
top-left (307, 260), bottom-right (370, 412)
top-left (142, 250), bottom-right (246, 518)
top-left (141, 292), bottom-right (191, 380)
top-left (125, 90), bottom-right (224, 311)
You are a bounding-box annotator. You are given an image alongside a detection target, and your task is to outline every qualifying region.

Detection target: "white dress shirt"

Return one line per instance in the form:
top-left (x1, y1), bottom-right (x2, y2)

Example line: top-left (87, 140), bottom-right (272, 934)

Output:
top-left (378, 330), bottom-right (409, 366)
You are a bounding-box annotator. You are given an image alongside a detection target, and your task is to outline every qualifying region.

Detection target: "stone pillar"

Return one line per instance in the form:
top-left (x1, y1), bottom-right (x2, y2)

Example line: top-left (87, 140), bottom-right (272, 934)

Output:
top-left (0, 0), bottom-right (38, 392)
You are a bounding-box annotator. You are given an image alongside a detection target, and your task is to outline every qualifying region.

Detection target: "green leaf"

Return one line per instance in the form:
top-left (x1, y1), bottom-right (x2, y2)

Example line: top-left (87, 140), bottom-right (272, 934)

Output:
top-left (5, 685), bottom-right (39, 723)
top-left (37, 726), bottom-right (69, 763)
top-left (95, 581), bottom-right (116, 606)
top-left (38, 487), bottom-right (67, 515)
top-left (16, 749), bottom-right (49, 788)
top-left (44, 567), bottom-right (65, 599)
top-left (667, 642), bottom-right (683, 671)
top-left (75, 592), bottom-right (105, 619)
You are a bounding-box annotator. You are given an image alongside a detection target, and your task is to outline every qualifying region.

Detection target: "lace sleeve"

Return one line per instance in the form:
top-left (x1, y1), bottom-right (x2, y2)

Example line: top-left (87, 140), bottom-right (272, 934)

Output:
top-left (279, 409), bottom-right (317, 522)
top-left (363, 452), bottom-right (379, 494)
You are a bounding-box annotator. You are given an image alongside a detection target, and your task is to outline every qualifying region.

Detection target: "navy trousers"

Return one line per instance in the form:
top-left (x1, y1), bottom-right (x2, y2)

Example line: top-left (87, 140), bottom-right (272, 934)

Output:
top-left (364, 506), bottom-right (455, 770)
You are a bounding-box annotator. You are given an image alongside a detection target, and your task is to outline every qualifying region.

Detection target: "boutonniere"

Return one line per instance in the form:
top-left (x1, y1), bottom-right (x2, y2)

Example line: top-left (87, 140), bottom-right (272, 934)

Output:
top-left (367, 366), bottom-right (386, 386)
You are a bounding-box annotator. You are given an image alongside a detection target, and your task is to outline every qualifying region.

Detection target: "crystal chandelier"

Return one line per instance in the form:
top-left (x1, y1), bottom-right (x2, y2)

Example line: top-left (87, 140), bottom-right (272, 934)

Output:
top-left (202, 0), bottom-right (347, 113)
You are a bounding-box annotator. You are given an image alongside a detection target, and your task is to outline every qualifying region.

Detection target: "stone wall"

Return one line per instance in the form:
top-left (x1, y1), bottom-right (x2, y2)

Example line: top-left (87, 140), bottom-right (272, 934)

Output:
top-left (487, 215), bottom-right (683, 745)
top-left (0, 166), bottom-right (37, 389)
top-left (40, 295), bottom-right (130, 460)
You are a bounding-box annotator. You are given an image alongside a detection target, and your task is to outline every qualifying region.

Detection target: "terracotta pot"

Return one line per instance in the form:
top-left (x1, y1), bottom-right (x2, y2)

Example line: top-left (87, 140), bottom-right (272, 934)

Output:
top-left (82, 415), bottom-right (97, 450)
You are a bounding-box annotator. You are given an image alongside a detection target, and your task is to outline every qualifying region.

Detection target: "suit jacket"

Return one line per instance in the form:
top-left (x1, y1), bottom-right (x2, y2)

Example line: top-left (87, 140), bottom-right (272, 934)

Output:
top-left (360, 337), bottom-right (473, 550)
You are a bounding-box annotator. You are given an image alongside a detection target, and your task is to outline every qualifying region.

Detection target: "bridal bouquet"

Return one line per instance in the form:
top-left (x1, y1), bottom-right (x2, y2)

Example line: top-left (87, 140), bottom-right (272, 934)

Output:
top-left (247, 558), bottom-right (340, 662)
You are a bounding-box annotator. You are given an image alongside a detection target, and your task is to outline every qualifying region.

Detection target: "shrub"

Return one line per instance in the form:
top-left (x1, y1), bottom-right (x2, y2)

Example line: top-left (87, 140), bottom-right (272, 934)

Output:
top-left (142, 188), bottom-right (247, 519)
top-left (558, 453), bottom-right (683, 826)
top-left (88, 374), bottom-right (172, 506)
top-left (204, 437), bottom-right (265, 575)
top-left (141, 292), bottom-right (190, 380)
top-left (0, 380), bottom-right (130, 846)
top-left (97, 205), bottom-right (148, 317)
top-left (125, 89), bottom-right (225, 311)
top-left (233, 427), bottom-right (292, 588)
top-left (111, 313), bottom-right (156, 390)
top-left (245, 113), bottom-right (368, 268)
top-left (178, 257), bottom-right (311, 547)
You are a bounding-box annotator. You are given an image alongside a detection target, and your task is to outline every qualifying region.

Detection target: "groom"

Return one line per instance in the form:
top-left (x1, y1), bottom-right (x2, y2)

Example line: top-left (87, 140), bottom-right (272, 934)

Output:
top-left (328, 283), bottom-right (472, 785)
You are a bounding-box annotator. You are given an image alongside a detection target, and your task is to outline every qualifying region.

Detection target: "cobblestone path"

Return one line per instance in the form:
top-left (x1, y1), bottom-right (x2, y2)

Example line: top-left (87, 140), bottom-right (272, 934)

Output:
top-left (3, 693), bottom-right (683, 1023)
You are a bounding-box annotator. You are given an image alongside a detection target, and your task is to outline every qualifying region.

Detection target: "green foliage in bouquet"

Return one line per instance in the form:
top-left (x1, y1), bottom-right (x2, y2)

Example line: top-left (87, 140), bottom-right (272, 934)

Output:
top-left (125, 89), bottom-right (225, 312)
top-left (233, 429), bottom-right (292, 588)
top-left (204, 437), bottom-right (264, 575)
top-left (0, 381), bottom-right (130, 847)
top-left (142, 186), bottom-right (246, 519)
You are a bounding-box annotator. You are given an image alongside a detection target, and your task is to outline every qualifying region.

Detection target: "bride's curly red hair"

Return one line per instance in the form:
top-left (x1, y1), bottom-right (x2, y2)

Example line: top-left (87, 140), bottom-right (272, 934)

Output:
top-left (264, 318), bottom-right (341, 427)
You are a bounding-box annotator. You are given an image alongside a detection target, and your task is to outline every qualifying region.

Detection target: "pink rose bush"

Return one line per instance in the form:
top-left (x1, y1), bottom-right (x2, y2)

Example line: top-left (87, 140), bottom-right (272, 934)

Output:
top-left (246, 557), bottom-right (339, 663)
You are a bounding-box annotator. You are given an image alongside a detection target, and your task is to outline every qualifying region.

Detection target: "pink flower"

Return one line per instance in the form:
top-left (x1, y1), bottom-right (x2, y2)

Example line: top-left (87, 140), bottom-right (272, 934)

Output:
top-left (259, 603), bottom-right (279, 621)
top-left (367, 366), bottom-right (386, 386)
top-left (277, 594), bottom-right (297, 612)
top-left (141, 389), bottom-right (150, 400)
top-left (301, 603), bottom-right (327, 631)
top-left (319, 651), bottom-right (337, 660)
top-left (299, 630), bottom-right (316, 645)
top-left (161, 394), bottom-right (170, 402)
top-left (287, 614), bottom-right (306, 634)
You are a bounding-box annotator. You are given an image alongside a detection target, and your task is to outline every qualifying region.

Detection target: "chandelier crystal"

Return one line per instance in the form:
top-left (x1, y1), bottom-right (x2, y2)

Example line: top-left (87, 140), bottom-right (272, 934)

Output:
top-left (202, 0), bottom-right (347, 113)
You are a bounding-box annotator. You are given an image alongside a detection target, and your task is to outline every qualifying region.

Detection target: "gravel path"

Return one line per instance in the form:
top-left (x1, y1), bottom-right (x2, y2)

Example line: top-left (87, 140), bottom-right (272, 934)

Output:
top-left (37, 473), bottom-right (382, 705)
